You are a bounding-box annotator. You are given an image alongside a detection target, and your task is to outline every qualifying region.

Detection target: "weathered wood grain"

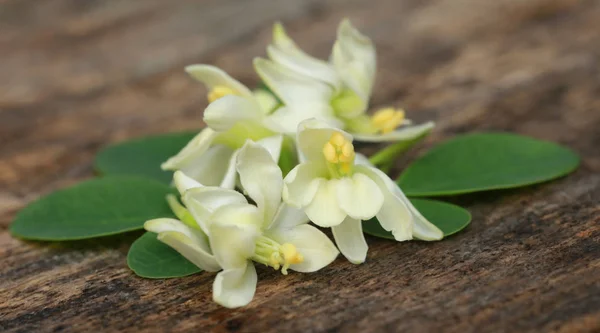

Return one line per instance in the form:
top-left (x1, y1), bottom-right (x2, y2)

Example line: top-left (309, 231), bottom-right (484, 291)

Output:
top-left (1, 0), bottom-right (599, 332)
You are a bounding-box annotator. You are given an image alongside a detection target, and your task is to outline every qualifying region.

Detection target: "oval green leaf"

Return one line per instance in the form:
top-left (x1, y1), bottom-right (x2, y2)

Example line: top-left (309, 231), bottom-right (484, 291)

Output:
top-left (10, 177), bottom-right (175, 241)
top-left (363, 198), bottom-right (471, 239)
top-left (398, 133), bottom-right (580, 196)
top-left (128, 232), bottom-right (201, 279)
top-left (95, 132), bottom-right (197, 184)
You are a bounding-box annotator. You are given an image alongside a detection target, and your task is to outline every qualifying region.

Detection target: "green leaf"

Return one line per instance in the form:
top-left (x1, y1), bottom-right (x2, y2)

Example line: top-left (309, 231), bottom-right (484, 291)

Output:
top-left (10, 177), bottom-right (175, 241)
top-left (128, 232), bottom-right (201, 278)
top-left (398, 133), bottom-right (580, 196)
top-left (362, 198), bottom-right (471, 239)
top-left (95, 132), bottom-right (197, 184)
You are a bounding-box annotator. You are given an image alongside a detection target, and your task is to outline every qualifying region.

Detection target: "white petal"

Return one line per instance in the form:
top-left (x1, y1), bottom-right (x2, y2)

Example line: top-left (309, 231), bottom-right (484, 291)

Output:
top-left (357, 166), bottom-right (415, 241)
top-left (213, 263), bottom-right (257, 308)
top-left (267, 224), bottom-right (338, 272)
top-left (263, 104), bottom-right (341, 136)
top-left (210, 204), bottom-right (262, 269)
top-left (161, 128), bottom-right (218, 171)
top-left (366, 166), bottom-right (442, 240)
top-left (254, 58), bottom-right (333, 107)
top-left (236, 141), bottom-right (283, 224)
top-left (252, 89), bottom-right (279, 114)
top-left (296, 119), bottom-right (353, 163)
top-left (352, 122), bottom-right (435, 143)
top-left (268, 23), bottom-right (340, 90)
top-left (331, 19), bottom-right (376, 101)
top-left (304, 179), bottom-right (347, 227)
top-left (185, 64), bottom-right (253, 99)
top-left (203, 95), bottom-right (263, 132)
top-left (177, 145), bottom-right (234, 187)
top-left (255, 135), bottom-right (284, 164)
top-left (219, 149), bottom-right (239, 190)
top-left (267, 203), bottom-right (309, 230)
top-left (182, 187), bottom-right (248, 233)
top-left (144, 218), bottom-right (220, 272)
top-left (332, 216), bottom-right (368, 264)
top-left (353, 153), bottom-right (372, 166)
top-left (282, 162), bottom-right (328, 208)
top-left (336, 173), bottom-right (384, 220)
top-left (173, 171), bottom-right (203, 195)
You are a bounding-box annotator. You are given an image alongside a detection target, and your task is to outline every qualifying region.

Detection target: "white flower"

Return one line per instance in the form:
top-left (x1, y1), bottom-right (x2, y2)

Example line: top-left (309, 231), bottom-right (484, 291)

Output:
top-left (148, 141), bottom-right (338, 308)
top-left (161, 64), bottom-right (287, 187)
top-left (282, 119), bottom-right (443, 264)
top-left (143, 172), bottom-right (248, 273)
top-left (257, 19), bottom-right (434, 142)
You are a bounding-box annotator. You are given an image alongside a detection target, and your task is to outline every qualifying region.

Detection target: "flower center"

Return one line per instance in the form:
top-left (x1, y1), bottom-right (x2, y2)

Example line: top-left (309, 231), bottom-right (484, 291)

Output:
top-left (252, 236), bottom-right (304, 275)
top-left (207, 85), bottom-right (236, 103)
top-left (331, 89), bottom-right (364, 118)
top-left (370, 107), bottom-right (406, 134)
top-left (322, 132), bottom-right (355, 178)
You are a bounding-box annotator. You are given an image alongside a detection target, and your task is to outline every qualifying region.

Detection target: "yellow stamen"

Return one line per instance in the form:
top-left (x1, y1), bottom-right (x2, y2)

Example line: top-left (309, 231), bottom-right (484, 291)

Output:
top-left (252, 236), bottom-right (304, 275)
top-left (280, 243), bottom-right (304, 275)
top-left (322, 132), bottom-right (355, 178)
top-left (322, 142), bottom-right (338, 163)
top-left (371, 107), bottom-right (406, 134)
top-left (207, 85), bottom-right (236, 103)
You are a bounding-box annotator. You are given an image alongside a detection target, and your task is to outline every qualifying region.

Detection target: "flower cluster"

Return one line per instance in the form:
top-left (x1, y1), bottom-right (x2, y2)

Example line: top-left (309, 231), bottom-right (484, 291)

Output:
top-left (144, 19), bottom-right (443, 308)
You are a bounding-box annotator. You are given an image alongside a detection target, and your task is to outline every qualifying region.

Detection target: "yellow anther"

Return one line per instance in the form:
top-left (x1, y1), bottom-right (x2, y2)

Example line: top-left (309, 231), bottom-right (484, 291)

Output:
top-left (323, 142), bottom-right (338, 163)
top-left (371, 107), bottom-right (406, 134)
top-left (330, 132), bottom-right (346, 147)
top-left (340, 142), bottom-right (355, 163)
top-left (322, 132), bottom-right (355, 178)
top-left (207, 85), bottom-right (236, 103)
top-left (281, 243), bottom-right (304, 265)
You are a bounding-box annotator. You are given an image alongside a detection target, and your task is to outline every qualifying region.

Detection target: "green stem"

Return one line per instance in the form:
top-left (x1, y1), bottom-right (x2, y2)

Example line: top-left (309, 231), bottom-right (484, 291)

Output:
top-left (368, 132), bottom-right (431, 166)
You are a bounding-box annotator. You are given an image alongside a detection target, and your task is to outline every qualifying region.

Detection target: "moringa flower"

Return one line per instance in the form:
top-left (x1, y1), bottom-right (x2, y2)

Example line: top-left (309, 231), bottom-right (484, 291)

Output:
top-left (161, 65), bottom-right (286, 187)
top-left (149, 141), bottom-right (338, 308)
top-left (257, 19), bottom-right (434, 142)
top-left (282, 119), bottom-right (443, 264)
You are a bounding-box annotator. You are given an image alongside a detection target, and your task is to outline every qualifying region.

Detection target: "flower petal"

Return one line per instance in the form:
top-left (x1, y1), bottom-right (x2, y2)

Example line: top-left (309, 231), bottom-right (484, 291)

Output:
top-left (210, 204), bottom-right (262, 269)
top-left (352, 122), bottom-right (435, 143)
top-left (267, 203), bottom-right (309, 230)
top-left (336, 173), bottom-right (384, 220)
top-left (144, 218), bottom-right (221, 272)
top-left (268, 22), bottom-right (340, 90)
top-left (332, 216), bottom-right (368, 264)
top-left (331, 19), bottom-right (376, 101)
top-left (203, 95), bottom-right (263, 132)
top-left (252, 89), bottom-right (279, 114)
top-left (254, 58), bottom-right (333, 107)
top-left (358, 165), bottom-right (444, 241)
top-left (219, 149), bottom-right (240, 190)
top-left (304, 179), bottom-right (347, 227)
top-left (177, 145), bottom-right (234, 187)
top-left (263, 104), bottom-right (341, 136)
top-left (182, 187), bottom-right (248, 233)
top-left (255, 135), bottom-right (284, 165)
top-left (185, 64), bottom-right (253, 99)
top-left (267, 224), bottom-right (338, 272)
top-left (296, 119), bottom-right (353, 163)
top-left (173, 170), bottom-right (203, 195)
top-left (283, 161), bottom-right (328, 208)
top-left (213, 263), bottom-right (257, 308)
top-left (161, 128), bottom-right (218, 171)
top-left (237, 140), bottom-right (283, 224)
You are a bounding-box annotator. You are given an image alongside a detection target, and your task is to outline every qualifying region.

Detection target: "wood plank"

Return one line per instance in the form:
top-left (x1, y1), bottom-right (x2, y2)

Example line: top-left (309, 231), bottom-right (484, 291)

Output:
top-left (1, 0), bottom-right (598, 332)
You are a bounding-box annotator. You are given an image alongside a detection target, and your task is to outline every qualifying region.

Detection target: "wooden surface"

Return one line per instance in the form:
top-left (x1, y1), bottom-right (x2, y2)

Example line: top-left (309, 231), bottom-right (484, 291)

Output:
top-left (1, 0), bottom-right (599, 332)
